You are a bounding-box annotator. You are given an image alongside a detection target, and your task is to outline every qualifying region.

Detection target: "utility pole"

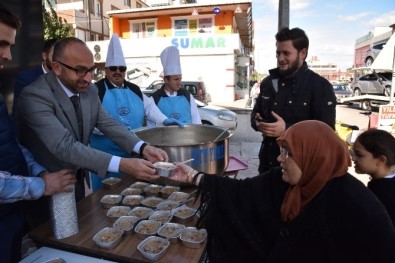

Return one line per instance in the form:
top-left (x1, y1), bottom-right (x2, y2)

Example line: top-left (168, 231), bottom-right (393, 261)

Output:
top-left (278, 0), bottom-right (289, 31)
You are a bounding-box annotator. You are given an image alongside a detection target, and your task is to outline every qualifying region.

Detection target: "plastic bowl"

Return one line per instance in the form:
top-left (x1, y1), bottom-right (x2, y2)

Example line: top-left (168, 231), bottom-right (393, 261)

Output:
top-left (157, 222), bottom-right (185, 243)
top-left (137, 236), bottom-right (170, 261)
top-left (100, 194), bottom-right (122, 209)
top-left (113, 216), bottom-right (139, 235)
top-left (134, 219), bottom-right (161, 239)
top-left (93, 227), bottom-right (123, 249)
top-left (154, 162), bottom-right (176, 177)
top-left (180, 227), bottom-right (207, 249)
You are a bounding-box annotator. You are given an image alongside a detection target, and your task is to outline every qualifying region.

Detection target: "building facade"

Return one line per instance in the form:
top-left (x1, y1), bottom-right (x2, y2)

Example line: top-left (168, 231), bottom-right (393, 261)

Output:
top-left (85, 1), bottom-right (253, 103)
top-left (53, 0), bottom-right (149, 41)
top-left (50, 0), bottom-right (253, 103)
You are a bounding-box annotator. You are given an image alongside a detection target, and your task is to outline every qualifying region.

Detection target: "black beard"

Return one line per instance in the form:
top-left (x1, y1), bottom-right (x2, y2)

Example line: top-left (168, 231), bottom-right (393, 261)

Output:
top-left (278, 60), bottom-right (299, 77)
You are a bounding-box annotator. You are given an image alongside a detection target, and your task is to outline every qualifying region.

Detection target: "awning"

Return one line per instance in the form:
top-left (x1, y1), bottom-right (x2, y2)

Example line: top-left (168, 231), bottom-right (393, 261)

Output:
top-left (370, 32), bottom-right (395, 71)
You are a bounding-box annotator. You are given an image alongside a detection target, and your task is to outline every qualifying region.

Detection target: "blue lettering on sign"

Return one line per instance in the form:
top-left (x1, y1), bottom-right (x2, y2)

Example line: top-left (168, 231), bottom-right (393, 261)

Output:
top-left (191, 144), bottom-right (225, 164)
top-left (171, 36), bottom-right (226, 49)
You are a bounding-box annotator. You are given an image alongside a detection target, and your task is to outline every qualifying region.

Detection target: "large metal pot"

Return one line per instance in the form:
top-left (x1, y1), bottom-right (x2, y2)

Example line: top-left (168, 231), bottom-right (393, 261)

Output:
top-left (134, 124), bottom-right (231, 175)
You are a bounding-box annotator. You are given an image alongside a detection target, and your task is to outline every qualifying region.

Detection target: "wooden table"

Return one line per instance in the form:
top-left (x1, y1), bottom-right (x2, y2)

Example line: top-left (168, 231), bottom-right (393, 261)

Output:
top-left (29, 176), bottom-right (206, 263)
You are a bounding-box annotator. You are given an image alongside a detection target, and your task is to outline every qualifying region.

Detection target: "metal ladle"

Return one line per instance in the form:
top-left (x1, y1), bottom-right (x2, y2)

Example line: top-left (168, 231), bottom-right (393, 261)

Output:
top-left (212, 128), bottom-right (230, 142)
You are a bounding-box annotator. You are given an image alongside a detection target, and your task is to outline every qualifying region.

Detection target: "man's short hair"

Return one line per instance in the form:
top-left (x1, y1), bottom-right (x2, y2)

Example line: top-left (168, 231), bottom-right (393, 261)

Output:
top-left (0, 2), bottom-right (21, 30)
top-left (52, 37), bottom-right (85, 61)
top-left (275, 27), bottom-right (309, 52)
top-left (43, 38), bottom-right (59, 53)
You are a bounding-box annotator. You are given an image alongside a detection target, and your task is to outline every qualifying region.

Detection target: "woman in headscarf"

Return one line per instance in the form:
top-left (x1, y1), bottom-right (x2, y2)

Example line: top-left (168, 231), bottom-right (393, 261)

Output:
top-left (170, 120), bottom-right (395, 263)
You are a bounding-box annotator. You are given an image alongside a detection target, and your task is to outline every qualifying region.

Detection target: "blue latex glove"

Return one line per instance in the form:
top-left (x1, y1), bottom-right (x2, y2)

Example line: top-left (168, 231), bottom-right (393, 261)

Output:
top-left (163, 118), bottom-right (184, 127)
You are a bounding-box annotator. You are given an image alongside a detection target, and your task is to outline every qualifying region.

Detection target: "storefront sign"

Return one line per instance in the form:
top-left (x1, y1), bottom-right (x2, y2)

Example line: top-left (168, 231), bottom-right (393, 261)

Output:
top-left (378, 105), bottom-right (395, 134)
top-left (171, 36), bottom-right (226, 49)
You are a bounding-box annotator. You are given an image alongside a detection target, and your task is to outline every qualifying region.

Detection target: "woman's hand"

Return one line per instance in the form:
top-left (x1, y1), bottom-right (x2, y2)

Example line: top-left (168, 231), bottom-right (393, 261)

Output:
top-left (169, 163), bottom-right (196, 184)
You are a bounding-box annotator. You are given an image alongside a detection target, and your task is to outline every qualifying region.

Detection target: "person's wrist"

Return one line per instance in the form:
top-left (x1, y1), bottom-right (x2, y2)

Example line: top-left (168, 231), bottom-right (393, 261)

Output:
top-left (38, 170), bottom-right (49, 178)
top-left (186, 169), bottom-right (198, 184)
top-left (139, 143), bottom-right (149, 156)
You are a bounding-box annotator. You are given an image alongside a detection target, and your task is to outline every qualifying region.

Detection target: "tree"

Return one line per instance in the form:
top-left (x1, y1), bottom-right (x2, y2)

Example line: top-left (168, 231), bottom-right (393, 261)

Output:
top-left (42, 0), bottom-right (73, 40)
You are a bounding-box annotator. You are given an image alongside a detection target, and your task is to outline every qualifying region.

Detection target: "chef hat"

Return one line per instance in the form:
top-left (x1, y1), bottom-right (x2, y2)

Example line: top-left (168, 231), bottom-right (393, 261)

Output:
top-left (160, 46), bottom-right (182, 76)
top-left (105, 33), bottom-right (126, 67)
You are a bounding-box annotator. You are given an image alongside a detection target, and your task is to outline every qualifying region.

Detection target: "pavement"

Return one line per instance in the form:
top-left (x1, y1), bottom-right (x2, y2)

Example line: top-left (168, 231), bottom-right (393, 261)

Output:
top-left (210, 97), bottom-right (260, 180)
top-left (210, 97), bottom-right (370, 185)
top-left (21, 97), bottom-right (369, 260)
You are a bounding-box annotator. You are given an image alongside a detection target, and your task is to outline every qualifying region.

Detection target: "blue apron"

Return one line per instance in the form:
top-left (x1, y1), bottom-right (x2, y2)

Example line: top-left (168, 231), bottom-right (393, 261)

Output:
top-left (157, 95), bottom-right (192, 124)
top-left (90, 82), bottom-right (144, 191)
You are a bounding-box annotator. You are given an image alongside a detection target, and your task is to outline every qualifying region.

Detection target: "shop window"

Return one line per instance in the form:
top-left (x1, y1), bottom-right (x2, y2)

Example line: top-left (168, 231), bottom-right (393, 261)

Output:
top-left (131, 20), bottom-right (156, 38)
top-left (96, 2), bottom-right (101, 17)
top-left (173, 17), bottom-right (213, 36)
top-left (88, 0), bottom-right (95, 15)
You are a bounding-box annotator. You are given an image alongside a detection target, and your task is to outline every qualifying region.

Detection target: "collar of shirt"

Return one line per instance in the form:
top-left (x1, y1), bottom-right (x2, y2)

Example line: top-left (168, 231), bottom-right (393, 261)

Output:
top-left (108, 80), bottom-right (124, 89)
top-left (41, 63), bottom-right (48, 74)
top-left (384, 172), bottom-right (395, 179)
top-left (164, 89), bottom-right (176, 97)
top-left (56, 77), bottom-right (78, 98)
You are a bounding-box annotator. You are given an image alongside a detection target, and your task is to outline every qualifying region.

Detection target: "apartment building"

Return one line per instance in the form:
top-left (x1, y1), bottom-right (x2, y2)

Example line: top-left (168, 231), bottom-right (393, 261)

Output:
top-left (53, 0), bottom-right (149, 41)
top-left (86, 1), bottom-right (253, 102)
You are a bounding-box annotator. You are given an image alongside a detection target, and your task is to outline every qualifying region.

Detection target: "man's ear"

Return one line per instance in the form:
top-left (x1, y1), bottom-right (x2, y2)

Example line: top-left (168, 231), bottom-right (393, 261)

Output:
top-left (300, 48), bottom-right (307, 61)
top-left (41, 52), bottom-right (47, 62)
top-left (377, 155), bottom-right (387, 166)
top-left (51, 61), bottom-right (61, 76)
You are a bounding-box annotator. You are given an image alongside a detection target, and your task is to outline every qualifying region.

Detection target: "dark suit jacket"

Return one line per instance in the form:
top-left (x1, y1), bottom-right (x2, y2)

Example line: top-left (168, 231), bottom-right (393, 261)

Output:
top-left (16, 71), bottom-right (141, 176)
top-left (11, 65), bottom-right (44, 122)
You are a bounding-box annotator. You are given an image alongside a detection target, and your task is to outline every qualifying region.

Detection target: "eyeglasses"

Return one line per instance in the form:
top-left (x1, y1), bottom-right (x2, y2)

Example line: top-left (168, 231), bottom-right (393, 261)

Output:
top-left (280, 147), bottom-right (292, 159)
top-left (56, 61), bottom-right (97, 77)
top-left (108, 66), bottom-right (127, 72)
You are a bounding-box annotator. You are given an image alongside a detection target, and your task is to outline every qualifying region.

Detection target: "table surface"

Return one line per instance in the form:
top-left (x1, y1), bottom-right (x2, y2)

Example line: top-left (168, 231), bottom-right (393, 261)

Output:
top-left (29, 176), bottom-right (206, 263)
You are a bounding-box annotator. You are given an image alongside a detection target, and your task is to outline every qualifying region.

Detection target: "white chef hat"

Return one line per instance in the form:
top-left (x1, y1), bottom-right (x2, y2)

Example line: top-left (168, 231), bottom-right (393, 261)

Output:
top-left (160, 46), bottom-right (182, 76)
top-left (105, 33), bottom-right (126, 67)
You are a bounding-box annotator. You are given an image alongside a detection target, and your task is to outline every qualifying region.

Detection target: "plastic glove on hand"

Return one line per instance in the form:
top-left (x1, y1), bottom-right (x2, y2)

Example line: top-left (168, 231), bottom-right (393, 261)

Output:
top-left (163, 118), bottom-right (184, 127)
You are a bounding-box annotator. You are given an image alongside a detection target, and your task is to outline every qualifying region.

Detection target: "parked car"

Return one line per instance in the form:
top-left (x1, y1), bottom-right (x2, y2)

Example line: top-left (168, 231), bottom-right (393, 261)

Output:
top-left (332, 83), bottom-right (353, 103)
top-left (365, 40), bottom-right (388, 66)
top-left (195, 100), bottom-right (237, 133)
top-left (351, 72), bottom-right (393, 96)
top-left (141, 80), bottom-right (208, 103)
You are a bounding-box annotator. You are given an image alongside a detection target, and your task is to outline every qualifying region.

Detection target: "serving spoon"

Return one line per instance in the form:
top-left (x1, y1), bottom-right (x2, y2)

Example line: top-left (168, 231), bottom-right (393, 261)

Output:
top-left (212, 128), bottom-right (230, 142)
top-left (180, 158), bottom-right (194, 164)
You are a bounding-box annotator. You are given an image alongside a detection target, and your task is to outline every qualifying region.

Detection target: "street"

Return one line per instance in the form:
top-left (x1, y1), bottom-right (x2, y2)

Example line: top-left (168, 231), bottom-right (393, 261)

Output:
top-left (228, 103), bottom-right (371, 184)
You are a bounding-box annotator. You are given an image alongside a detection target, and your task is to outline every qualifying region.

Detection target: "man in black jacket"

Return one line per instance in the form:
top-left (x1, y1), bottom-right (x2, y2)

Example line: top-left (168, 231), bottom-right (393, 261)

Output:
top-left (251, 27), bottom-right (336, 173)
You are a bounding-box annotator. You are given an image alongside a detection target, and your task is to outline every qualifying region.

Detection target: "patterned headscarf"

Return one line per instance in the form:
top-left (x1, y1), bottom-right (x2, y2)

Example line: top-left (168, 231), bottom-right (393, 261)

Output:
top-left (276, 120), bottom-right (351, 222)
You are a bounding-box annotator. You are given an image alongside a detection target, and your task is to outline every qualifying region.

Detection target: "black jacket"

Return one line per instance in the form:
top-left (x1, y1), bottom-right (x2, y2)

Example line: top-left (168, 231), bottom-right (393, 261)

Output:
top-left (251, 63), bottom-right (337, 172)
top-left (198, 170), bottom-right (395, 263)
top-left (368, 177), bottom-right (395, 226)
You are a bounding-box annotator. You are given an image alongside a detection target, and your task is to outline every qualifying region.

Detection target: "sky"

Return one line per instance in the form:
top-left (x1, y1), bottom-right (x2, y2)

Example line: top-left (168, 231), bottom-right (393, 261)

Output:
top-left (252, 0), bottom-right (395, 74)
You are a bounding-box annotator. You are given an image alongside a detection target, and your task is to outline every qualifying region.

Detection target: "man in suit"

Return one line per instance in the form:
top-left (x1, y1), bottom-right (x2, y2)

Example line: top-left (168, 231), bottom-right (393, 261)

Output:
top-left (11, 38), bottom-right (57, 122)
top-left (17, 37), bottom-right (168, 228)
top-left (0, 4), bottom-right (76, 262)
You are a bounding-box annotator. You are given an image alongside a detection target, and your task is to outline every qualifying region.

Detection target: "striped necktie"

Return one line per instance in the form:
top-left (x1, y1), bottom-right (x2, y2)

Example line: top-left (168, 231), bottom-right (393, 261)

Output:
top-left (70, 95), bottom-right (83, 139)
